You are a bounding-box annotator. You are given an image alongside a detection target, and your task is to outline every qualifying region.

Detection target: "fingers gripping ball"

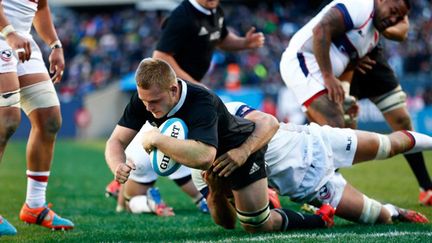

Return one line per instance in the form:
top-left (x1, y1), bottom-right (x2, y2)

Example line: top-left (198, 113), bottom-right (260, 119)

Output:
top-left (150, 118), bottom-right (188, 176)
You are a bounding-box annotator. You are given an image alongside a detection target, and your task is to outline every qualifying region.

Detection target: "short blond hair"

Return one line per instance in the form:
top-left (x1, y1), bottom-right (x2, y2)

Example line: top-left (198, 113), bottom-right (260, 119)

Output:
top-left (135, 58), bottom-right (177, 90)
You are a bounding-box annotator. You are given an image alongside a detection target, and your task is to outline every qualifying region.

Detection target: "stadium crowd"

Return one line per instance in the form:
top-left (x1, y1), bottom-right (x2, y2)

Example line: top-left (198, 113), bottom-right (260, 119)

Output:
top-left (35, 0), bottom-right (432, 106)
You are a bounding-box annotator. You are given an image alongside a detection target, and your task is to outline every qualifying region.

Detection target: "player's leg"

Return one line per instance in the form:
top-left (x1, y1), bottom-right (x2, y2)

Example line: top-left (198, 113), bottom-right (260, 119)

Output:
top-left (352, 130), bottom-right (432, 164)
top-left (0, 71), bottom-right (21, 236)
top-left (378, 101), bottom-right (432, 205)
top-left (229, 148), bottom-right (330, 233)
top-left (17, 55), bottom-right (73, 230)
top-left (335, 182), bottom-right (428, 224)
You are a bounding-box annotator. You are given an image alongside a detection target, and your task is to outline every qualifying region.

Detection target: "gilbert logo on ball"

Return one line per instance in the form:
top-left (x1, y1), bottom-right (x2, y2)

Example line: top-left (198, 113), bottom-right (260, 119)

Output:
top-left (150, 118), bottom-right (188, 176)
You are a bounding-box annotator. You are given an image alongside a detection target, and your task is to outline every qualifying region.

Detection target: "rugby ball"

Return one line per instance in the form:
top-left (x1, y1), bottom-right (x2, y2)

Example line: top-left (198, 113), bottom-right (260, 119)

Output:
top-left (150, 118), bottom-right (188, 176)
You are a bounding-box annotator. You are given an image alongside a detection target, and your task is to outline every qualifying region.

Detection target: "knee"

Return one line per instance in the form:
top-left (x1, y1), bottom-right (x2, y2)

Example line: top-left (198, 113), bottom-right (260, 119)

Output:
top-left (43, 116), bottom-right (62, 135)
top-left (392, 115), bottom-right (412, 130)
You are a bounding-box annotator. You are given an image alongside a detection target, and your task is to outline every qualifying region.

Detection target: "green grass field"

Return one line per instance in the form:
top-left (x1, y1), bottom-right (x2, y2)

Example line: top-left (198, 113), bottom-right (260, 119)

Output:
top-left (0, 140), bottom-right (431, 242)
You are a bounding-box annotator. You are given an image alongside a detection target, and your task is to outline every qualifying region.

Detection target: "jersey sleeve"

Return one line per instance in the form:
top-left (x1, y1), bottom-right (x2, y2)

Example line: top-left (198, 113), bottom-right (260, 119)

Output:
top-left (332, 0), bottom-right (374, 31)
top-left (156, 11), bottom-right (195, 54)
top-left (118, 93), bottom-right (147, 131)
top-left (224, 101), bottom-right (256, 118)
top-left (219, 7), bottom-right (229, 40)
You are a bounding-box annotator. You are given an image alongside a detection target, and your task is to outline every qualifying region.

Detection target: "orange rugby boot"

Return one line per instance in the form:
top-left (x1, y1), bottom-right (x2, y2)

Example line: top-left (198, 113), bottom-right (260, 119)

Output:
top-left (19, 203), bottom-right (74, 230)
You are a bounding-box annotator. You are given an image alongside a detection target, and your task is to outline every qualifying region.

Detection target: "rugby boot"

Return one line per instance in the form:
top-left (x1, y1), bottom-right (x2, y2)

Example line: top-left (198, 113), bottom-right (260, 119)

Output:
top-left (146, 187), bottom-right (174, 216)
top-left (419, 189), bottom-right (432, 206)
top-left (315, 204), bottom-right (335, 228)
top-left (19, 203), bottom-right (74, 230)
top-left (394, 207), bottom-right (429, 223)
top-left (268, 187), bottom-right (281, 209)
top-left (105, 179), bottom-right (121, 199)
top-left (196, 197), bottom-right (209, 213)
top-left (0, 215), bottom-right (16, 236)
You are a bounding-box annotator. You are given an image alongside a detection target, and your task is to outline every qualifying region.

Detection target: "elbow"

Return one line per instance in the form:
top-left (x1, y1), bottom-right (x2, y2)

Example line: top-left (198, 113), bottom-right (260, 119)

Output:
top-left (264, 115), bottom-right (280, 137)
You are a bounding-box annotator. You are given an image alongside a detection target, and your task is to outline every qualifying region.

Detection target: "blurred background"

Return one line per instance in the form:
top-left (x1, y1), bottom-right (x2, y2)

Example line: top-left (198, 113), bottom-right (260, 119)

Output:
top-left (12, 0), bottom-right (432, 139)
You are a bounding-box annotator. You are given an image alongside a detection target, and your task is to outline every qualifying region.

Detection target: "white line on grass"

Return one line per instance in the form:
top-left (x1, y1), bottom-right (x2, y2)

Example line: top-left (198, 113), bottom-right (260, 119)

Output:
top-left (187, 231), bottom-right (432, 242)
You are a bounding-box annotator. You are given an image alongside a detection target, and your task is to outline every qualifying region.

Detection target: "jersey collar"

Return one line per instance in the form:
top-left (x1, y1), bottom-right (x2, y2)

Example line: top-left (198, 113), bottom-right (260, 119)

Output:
top-left (189, 0), bottom-right (216, 15)
top-left (167, 79), bottom-right (187, 117)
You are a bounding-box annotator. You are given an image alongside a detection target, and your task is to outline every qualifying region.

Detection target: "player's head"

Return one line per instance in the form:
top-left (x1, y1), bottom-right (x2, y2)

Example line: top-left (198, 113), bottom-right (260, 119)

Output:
top-left (373, 0), bottom-right (410, 32)
top-left (196, 0), bottom-right (220, 10)
top-left (135, 58), bottom-right (179, 118)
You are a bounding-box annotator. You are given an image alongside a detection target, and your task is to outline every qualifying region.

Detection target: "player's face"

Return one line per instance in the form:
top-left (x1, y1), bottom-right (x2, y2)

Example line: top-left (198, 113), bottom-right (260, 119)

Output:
top-left (138, 84), bottom-right (178, 119)
top-left (196, 0), bottom-right (220, 9)
top-left (374, 0), bottom-right (409, 32)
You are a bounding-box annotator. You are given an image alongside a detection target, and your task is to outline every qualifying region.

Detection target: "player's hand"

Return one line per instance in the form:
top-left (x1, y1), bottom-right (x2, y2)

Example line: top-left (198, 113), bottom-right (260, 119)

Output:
top-left (203, 168), bottom-right (232, 197)
top-left (49, 48), bottom-right (65, 84)
top-left (355, 55), bottom-right (376, 74)
top-left (212, 147), bottom-right (249, 177)
top-left (6, 32), bottom-right (31, 62)
top-left (141, 127), bottom-right (161, 154)
top-left (115, 159), bottom-right (136, 184)
top-left (244, 27), bottom-right (265, 49)
top-left (324, 76), bottom-right (345, 104)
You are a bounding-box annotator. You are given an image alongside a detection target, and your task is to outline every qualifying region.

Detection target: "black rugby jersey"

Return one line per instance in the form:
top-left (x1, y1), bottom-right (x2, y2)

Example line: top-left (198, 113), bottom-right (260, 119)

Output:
top-left (156, 0), bottom-right (228, 81)
top-left (118, 80), bottom-right (254, 157)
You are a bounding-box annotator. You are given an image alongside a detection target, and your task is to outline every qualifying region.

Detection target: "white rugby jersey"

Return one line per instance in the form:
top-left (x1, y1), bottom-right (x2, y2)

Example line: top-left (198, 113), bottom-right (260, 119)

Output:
top-left (225, 102), bottom-right (332, 196)
top-left (2, 0), bottom-right (38, 35)
top-left (284, 0), bottom-right (379, 77)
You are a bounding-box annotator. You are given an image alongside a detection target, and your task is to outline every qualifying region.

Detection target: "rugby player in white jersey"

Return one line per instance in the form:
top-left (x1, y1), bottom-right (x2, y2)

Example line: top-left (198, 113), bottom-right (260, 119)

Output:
top-left (279, 0), bottom-right (410, 128)
top-left (0, 0), bottom-right (73, 236)
top-left (192, 102), bottom-right (430, 227)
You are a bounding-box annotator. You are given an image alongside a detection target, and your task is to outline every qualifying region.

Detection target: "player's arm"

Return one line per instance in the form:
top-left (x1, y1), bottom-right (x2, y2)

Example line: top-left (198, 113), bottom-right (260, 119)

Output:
top-left (217, 27), bottom-right (264, 51)
top-left (152, 50), bottom-right (201, 84)
top-left (213, 110), bottom-right (279, 177)
top-left (0, 6), bottom-right (31, 61)
top-left (33, 0), bottom-right (64, 83)
top-left (382, 15), bottom-right (409, 41)
top-left (105, 125), bottom-right (138, 183)
top-left (312, 7), bottom-right (347, 104)
top-left (142, 127), bottom-right (216, 170)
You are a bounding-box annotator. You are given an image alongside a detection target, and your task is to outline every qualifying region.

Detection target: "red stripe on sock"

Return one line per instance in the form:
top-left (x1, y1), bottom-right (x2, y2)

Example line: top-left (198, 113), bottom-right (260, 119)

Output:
top-left (401, 130), bottom-right (416, 149)
top-left (27, 175), bottom-right (49, 182)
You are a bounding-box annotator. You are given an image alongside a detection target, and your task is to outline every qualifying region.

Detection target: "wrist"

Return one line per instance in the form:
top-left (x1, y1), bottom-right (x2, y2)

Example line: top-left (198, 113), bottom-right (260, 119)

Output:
top-left (49, 40), bottom-right (62, 49)
top-left (1, 25), bottom-right (16, 38)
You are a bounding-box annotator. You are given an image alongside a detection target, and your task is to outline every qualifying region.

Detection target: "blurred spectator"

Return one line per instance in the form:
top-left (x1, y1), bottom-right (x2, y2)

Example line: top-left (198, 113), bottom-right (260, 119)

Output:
top-left (33, 1), bottom-right (431, 112)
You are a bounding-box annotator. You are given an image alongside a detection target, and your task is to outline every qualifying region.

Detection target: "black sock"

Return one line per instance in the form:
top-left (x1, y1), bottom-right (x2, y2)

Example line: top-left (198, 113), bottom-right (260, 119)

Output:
top-left (404, 152), bottom-right (432, 190)
top-left (274, 208), bottom-right (325, 231)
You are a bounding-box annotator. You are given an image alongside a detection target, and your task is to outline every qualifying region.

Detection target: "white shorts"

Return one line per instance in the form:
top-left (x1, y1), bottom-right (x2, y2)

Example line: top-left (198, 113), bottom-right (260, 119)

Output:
top-left (127, 123), bottom-right (192, 184)
top-left (280, 51), bottom-right (325, 111)
top-left (287, 123), bottom-right (357, 207)
top-left (0, 34), bottom-right (48, 76)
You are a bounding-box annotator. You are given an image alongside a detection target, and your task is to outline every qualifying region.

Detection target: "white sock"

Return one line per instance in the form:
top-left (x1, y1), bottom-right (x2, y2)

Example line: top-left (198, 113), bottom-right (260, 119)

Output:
top-left (26, 170), bottom-right (50, 208)
top-left (383, 203), bottom-right (399, 217)
top-left (403, 131), bottom-right (432, 154)
top-left (129, 195), bottom-right (152, 214)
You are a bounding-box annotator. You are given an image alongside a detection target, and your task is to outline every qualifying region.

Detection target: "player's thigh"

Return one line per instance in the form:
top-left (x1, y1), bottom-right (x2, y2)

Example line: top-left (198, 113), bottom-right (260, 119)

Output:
top-left (232, 178), bottom-right (269, 212)
top-left (352, 130), bottom-right (380, 163)
top-left (307, 94), bottom-right (345, 127)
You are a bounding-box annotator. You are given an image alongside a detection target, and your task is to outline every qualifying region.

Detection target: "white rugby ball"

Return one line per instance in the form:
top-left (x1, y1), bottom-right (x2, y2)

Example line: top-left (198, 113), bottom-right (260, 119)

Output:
top-left (150, 118), bottom-right (188, 176)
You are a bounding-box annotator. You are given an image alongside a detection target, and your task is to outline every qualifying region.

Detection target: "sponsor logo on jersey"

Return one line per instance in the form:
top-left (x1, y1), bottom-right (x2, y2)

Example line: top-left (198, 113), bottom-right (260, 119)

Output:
top-left (249, 162), bottom-right (260, 175)
top-left (318, 185), bottom-right (331, 200)
top-left (198, 27), bottom-right (208, 36)
top-left (1, 50), bottom-right (12, 62)
top-left (346, 136), bottom-right (352, 151)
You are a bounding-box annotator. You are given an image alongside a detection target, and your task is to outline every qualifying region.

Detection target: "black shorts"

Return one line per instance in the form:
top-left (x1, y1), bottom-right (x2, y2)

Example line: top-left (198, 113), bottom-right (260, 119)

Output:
top-left (350, 45), bottom-right (399, 99)
top-left (229, 145), bottom-right (268, 190)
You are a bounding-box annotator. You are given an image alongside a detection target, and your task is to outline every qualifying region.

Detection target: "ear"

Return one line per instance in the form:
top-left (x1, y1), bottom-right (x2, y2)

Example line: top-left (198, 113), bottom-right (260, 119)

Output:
top-left (169, 84), bottom-right (178, 96)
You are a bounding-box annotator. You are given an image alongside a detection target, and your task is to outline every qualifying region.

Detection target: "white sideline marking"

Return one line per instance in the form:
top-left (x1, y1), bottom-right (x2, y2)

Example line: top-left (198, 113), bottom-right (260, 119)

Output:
top-left (187, 231), bottom-right (432, 242)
